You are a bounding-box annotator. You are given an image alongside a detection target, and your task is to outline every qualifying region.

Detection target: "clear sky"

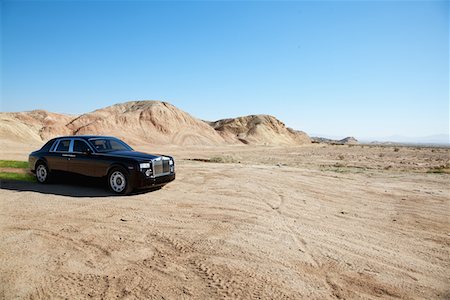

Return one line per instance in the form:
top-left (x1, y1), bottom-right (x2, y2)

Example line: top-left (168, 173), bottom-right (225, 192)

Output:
top-left (1, 0), bottom-right (448, 140)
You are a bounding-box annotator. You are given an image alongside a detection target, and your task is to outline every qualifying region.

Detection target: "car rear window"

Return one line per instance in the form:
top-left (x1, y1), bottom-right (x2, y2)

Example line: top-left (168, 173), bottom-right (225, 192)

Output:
top-left (40, 139), bottom-right (56, 152)
top-left (56, 139), bottom-right (71, 152)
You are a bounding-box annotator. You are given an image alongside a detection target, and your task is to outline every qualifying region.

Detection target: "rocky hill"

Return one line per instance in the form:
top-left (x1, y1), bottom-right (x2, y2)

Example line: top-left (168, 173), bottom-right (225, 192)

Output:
top-left (208, 115), bottom-right (310, 145)
top-left (0, 100), bottom-right (311, 146)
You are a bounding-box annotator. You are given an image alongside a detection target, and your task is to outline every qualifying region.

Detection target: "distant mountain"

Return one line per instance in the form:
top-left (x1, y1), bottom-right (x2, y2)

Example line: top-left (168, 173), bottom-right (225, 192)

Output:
top-left (311, 136), bottom-right (358, 145)
top-left (361, 134), bottom-right (450, 145)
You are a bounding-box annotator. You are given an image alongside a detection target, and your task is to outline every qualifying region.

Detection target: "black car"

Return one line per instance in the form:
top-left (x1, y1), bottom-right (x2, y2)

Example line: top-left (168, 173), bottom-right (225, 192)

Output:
top-left (28, 136), bottom-right (175, 194)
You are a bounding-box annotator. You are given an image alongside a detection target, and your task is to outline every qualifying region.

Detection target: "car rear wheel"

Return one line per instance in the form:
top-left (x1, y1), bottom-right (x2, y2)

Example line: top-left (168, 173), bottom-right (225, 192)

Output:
top-left (36, 162), bottom-right (50, 183)
top-left (108, 167), bottom-right (133, 195)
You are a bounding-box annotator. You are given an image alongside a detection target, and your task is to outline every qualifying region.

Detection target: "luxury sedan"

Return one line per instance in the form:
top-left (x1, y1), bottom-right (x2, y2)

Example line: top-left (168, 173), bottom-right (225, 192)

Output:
top-left (29, 136), bottom-right (175, 194)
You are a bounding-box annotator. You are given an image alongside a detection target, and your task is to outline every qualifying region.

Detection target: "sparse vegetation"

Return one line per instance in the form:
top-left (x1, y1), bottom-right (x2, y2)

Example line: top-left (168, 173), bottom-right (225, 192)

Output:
top-left (209, 155), bottom-right (238, 163)
top-left (321, 166), bottom-right (366, 174)
top-left (187, 156), bottom-right (240, 163)
top-left (0, 160), bottom-right (28, 168)
top-left (394, 147), bottom-right (400, 152)
top-left (0, 172), bottom-right (35, 182)
top-left (0, 160), bottom-right (34, 182)
top-left (427, 164), bottom-right (450, 174)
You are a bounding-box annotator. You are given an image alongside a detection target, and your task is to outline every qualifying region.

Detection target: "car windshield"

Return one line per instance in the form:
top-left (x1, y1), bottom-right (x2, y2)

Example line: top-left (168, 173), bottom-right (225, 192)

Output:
top-left (88, 138), bottom-right (133, 153)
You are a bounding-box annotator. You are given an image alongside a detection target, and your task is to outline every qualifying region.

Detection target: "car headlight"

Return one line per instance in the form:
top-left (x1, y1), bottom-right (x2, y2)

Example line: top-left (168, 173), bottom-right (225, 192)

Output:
top-left (170, 159), bottom-right (174, 172)
top-left (140, 162), bottom-right (151, 169)
top-left (145, 169), bottom-right (152, 177)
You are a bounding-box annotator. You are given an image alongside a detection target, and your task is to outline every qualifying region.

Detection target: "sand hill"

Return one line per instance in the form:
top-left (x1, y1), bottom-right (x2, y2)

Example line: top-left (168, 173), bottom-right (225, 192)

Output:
top-left (209, 115), bottom-right (310, 145)
top-left (0, 101), bottom-right (311, 146)
top-left (0, 110), bottom-right (73, 143)
top-left (65, 101), bottom-right (225, 146)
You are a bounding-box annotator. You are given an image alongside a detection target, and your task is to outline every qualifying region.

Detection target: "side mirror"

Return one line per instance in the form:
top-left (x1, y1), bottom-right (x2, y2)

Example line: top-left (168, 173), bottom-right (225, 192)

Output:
top-left (84, 148), bottom-right (93, 155)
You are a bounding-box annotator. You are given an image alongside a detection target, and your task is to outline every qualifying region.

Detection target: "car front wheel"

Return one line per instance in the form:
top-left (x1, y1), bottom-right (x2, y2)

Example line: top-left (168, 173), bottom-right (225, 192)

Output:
top-left (35, 162), bottom-right (50, 183)
top-left (108, 167), bottom-right (133, 195)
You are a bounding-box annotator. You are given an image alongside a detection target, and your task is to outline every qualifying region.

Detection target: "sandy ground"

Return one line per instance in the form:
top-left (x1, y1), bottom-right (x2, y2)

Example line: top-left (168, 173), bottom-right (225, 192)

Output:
top-left (0, 143), bottom-right (449, 299)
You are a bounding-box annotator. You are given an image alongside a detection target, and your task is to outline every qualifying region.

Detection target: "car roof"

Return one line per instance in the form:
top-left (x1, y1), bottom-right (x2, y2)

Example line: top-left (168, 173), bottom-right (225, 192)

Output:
top-left (54, 135), bottom-right (117, 140)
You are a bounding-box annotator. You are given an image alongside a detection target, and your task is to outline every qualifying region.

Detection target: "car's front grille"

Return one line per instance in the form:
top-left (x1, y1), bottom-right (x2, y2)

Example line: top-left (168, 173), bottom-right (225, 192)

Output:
top-left (163, 160), bottom-right (170, 173)
top-left (152, 158), bottom-right (171, 177)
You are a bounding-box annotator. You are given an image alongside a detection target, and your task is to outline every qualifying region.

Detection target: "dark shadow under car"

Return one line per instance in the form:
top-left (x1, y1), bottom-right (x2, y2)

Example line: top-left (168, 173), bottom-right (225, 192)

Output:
top-left (0, 175), bottom-right (162, 198)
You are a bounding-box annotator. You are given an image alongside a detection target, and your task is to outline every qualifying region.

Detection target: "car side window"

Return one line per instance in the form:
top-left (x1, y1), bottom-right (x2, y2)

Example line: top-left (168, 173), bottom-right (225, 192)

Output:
top-left (55, 139), bottom-right (71, 152)
top-left (109, 140), bottom-right (126, 151)
top-left (73, 140), bottom-right (91, 153)
top-left (91, 139), bottom-right (107, 151)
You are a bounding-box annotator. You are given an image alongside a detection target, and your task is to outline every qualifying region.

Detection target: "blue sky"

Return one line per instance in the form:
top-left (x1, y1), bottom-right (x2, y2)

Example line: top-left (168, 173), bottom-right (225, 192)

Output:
top-left (1, 0), bottom-right (448, 140)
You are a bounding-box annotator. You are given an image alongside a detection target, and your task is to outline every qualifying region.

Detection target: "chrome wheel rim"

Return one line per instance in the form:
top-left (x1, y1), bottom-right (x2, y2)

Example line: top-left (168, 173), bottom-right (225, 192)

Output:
top-left (110, 171), bottom-right (126, 193)
top-left (36, 165), bottom-right (47, 182)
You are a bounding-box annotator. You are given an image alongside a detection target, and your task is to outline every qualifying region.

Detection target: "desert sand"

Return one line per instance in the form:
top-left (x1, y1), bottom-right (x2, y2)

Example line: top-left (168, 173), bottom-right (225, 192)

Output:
top-left (1, 142), bottom-right (449, 299)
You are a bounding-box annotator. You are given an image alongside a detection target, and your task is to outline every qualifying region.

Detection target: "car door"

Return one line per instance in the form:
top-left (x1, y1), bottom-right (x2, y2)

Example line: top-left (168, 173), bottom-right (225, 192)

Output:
top-left (69, 139), bottom-right (95, 177)
top-left (47, 139), bottom-right (72, 172)
top-left (88, 138), bottom-right (116, 177)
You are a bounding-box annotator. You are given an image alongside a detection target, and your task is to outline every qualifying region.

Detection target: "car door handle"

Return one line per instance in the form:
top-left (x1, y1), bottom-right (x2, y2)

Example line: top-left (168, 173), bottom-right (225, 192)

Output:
top-left (62, 154), bottom-right (76, 158)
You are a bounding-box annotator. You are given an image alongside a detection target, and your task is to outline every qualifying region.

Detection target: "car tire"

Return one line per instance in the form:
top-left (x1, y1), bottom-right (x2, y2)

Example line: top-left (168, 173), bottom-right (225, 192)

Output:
top-left (108, 167), bottom-right (133, 195)
top-left (35, 162), bottom-right (50, 184)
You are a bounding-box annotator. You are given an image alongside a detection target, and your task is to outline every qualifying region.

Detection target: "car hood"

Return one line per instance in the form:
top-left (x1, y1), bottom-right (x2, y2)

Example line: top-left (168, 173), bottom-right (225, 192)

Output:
top-left (100, 150), bottom-right (161, 161)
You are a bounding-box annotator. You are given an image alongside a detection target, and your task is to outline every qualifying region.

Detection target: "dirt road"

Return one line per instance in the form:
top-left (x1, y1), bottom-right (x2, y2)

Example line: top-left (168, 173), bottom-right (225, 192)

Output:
top-left (1, 145), bottom-right (449, 299)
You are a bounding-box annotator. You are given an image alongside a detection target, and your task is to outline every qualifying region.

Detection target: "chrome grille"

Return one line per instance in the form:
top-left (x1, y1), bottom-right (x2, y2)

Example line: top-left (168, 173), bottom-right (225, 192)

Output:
top-left (163, 161), bottom-right (170, 173)
top-left (152, 157), bottom-right (171, 177)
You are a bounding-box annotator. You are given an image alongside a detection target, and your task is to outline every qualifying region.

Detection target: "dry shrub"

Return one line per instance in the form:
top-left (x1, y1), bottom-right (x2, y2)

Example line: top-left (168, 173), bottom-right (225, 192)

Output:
top-left (210, 155), bottom-right (237, 163)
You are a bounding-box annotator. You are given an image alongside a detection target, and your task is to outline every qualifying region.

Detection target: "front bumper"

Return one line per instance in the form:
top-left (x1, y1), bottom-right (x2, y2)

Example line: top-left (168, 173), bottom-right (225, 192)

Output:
top-left (132, 172), bottom-right (176, 189)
